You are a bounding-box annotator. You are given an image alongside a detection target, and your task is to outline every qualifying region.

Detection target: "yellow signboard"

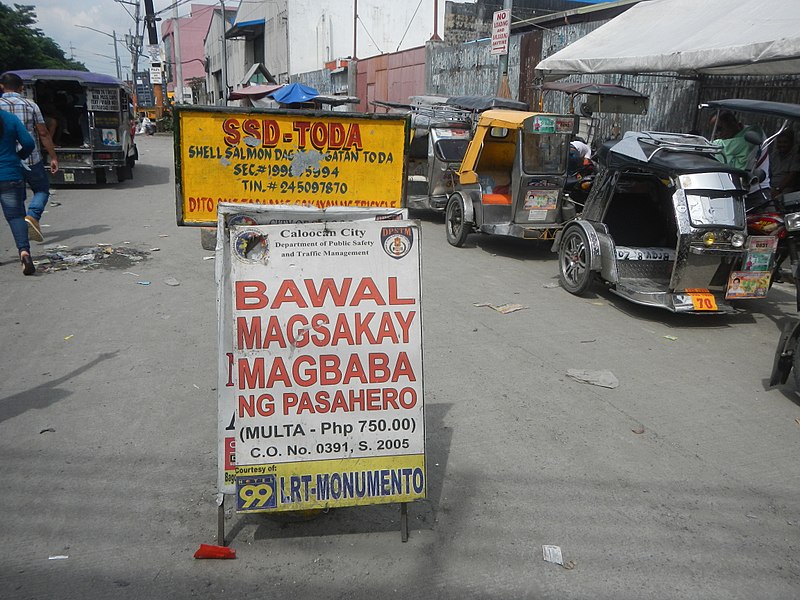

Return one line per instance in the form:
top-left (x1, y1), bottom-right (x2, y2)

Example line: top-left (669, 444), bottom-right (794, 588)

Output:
top-left (175, 107), bottom-right (409, 225)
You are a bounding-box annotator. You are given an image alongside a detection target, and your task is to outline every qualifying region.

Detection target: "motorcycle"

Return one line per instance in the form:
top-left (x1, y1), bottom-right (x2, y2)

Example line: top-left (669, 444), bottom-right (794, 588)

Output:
top-left (746, 191), bottom-right (800, 295)
top-left (706, 99), bottom-right (800, 388)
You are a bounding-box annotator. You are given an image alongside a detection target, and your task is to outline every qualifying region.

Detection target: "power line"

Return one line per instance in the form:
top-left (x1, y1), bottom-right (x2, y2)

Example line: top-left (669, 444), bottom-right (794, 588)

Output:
top-left (396, 0), bottom-right (424, 52)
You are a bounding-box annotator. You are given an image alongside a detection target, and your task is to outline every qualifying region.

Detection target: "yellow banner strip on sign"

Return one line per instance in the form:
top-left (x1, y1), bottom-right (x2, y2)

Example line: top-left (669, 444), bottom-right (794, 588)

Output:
top-left (235, 454), bottom-right (426, 512)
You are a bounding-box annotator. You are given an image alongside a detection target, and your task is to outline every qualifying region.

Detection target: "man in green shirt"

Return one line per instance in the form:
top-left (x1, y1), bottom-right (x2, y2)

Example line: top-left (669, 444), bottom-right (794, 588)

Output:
top-left (711, 111), bottom-right (756, 170)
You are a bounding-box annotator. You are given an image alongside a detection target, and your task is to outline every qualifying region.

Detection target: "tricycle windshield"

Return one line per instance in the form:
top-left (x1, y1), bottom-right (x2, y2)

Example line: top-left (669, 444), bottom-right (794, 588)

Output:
top-left (684, 191), bottom-right (745, 228)
top-left (679, 172), bottom-right (745, 228)
top-left (521, 132), bottom-right (568, 174)
top-left (435, 138), bottom-right (469, 162)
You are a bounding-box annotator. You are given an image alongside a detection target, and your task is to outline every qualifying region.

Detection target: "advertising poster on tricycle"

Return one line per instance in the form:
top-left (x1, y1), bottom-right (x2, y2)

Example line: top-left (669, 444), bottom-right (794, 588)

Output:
top-left (175, 107), bottom-right (408, 226)
top-left (228, 219), bottom-right (425, 512)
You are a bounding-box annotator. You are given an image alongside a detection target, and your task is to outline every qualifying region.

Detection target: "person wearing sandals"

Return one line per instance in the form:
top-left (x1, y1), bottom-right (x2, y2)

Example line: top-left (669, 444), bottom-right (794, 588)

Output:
top-left (0, 108), bottom-right (35, 274)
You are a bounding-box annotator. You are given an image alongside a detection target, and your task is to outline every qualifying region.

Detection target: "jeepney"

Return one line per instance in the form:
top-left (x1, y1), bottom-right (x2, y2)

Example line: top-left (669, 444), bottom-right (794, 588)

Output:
top-left (10, 69), bottom-right (138, 184)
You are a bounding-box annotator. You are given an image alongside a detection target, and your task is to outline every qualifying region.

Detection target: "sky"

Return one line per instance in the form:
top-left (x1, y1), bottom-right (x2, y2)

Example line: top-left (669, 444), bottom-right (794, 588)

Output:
top-left (24, 0), bottom-right (484, 79)
top-left (23, 0), bottom-right (195, 78)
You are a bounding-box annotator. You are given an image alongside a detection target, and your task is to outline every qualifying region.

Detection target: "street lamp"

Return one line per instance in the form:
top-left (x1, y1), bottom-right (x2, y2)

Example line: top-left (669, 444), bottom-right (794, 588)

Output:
top-left (75, 24), bottom-right (122, 79)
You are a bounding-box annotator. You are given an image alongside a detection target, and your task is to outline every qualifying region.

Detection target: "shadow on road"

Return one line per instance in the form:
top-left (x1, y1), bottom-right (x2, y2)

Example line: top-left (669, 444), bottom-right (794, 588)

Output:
top-left (0, 351), bottom-right (118, 424)
top-left (33, 224), bottom-right (114, 246)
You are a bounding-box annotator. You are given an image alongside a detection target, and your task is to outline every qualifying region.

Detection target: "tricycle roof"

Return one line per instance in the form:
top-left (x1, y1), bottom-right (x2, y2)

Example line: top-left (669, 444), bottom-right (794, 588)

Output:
top-left (543, 82), bottom-right (647, 99)
top-left (475, 109), bottom-right (574, 130)
top-left (597, 131), bottom-right (745, 177)
top-left (702, 99), bottom-right (800, 120)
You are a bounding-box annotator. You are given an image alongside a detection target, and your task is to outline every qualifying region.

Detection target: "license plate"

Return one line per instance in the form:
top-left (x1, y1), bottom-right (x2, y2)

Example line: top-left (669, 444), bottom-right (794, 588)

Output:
top-left (64, 172), bottom-right (75, 182)
top-left (689, 292), bottom-right (717, 311)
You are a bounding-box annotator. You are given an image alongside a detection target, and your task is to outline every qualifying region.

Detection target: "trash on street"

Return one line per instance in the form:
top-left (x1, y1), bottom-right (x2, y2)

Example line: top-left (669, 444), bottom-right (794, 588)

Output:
top-left (566, 369), bottom-right (619, 388)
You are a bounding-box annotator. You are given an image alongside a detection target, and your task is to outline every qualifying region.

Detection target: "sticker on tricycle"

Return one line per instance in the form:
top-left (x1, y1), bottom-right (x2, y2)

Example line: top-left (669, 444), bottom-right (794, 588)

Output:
top-left (524, 189), bottom-right (558, 210)
top-left (726, 271), bottom-right (771, 299)
top-left (615, 246), bottom-right (676, 261)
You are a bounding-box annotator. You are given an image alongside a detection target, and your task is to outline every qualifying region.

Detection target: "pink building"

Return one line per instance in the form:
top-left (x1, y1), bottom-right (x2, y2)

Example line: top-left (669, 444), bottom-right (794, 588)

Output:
top-left (161, 4), bottom-right (216, 101)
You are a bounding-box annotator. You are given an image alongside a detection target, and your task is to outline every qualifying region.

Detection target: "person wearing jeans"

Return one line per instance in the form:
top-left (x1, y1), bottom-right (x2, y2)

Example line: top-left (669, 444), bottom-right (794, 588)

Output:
top-left (0, 109), bottom-right (35, 274)
top-left (0, 72), bottom-right (59, 243)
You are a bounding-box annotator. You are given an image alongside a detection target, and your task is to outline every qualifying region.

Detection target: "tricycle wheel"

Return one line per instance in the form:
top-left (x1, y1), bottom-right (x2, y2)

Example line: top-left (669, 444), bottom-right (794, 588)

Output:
top-left (558, 227), bottom-right (593, 295)
top-left (445, 196), bottom-right (471, 247)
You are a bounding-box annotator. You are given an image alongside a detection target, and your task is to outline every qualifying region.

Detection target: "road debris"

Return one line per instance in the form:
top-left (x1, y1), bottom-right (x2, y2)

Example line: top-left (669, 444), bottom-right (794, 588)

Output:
top-left (474, 302), bottom-right (528, 314)
top-left (566, 369), bottom-right (619, 389)
top-left (163, 277), bottom-right (181, 286)
top-left (631, 425), bottom-right (645, 435)
top-left (37, 245), bottom-right (150, 273)
top-left (542, 545), bottom-right (564, 566)
top-left (39, 427), bottom-right (56, 434)
top-left (203, 255), bottom-right (215, 261)
top-left (194, 544), bottom-right (236, 559)
top-left (542, 282), bottom-right (560, 288)
top-left (137, 281), bottom-right (151, 286)
top-left (48, 555), bottom-right (69, 560)
top-left (64, 335), bottom-right (73, 341)
top-left (663, 335), bottom-right (678, 341)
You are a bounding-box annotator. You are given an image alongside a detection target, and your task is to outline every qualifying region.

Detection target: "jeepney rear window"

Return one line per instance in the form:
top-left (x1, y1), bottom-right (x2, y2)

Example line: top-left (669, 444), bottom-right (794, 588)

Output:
top-left (684, 191), bottom-right (744, 228)
top-left (522, 132), bottom-right (568, 174)
top-left (435, 139), bottom-right (469, 162)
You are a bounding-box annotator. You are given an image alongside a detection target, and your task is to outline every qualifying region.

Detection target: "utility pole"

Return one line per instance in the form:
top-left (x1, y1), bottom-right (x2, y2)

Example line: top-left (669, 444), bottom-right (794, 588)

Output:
top-left (143, 0), bottom-right (163, 117)
top-left (352, 0), bottom-right (357, 59)
top-left (220, 0), bottom-right (228, 104)
top-left (496, 0), bottom-right (513, 99)
top-left (430, 0), bottom-right (441, 42)
top-left (112, 30), bottom-right (122, 79)
top-left (172, 3), bottom-right (183, 104)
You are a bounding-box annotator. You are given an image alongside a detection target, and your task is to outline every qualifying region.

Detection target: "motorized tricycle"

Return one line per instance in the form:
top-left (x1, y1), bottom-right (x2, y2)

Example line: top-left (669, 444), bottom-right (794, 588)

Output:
top-left (553, 130), bottom-right (769, 314)
top-left (444, 110), bottom-right (579, 246)
top-left (375, 96), bottom-right (528, 212)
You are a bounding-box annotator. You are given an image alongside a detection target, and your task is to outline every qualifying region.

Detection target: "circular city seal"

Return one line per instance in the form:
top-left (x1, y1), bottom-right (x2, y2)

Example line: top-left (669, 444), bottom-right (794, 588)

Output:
top-left (233, 229), bottom-right (269, 263)
top-left (381, 226), bottom-right (413, 260)
top-left (228, 214), bottom-right (258, 227)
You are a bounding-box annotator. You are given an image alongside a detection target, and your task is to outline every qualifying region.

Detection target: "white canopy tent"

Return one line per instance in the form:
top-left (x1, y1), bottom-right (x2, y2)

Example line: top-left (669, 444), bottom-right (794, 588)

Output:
top-left (535, 0), bottom-right (800, 79)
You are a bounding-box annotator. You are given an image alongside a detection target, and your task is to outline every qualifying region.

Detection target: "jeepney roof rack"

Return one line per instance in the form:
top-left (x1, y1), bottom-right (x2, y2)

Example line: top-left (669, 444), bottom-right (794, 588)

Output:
top-left (371, 100), bottom-right (473, 133)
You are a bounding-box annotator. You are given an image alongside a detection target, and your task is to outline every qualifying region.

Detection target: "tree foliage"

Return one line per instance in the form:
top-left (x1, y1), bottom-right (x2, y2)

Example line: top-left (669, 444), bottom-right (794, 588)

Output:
top-left (0, 3), bottom-right (87, 73)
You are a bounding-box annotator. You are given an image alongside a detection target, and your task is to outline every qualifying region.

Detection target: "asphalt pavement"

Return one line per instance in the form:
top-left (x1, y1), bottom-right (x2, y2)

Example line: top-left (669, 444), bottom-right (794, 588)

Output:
top-left (0, 133), bottom-right (798, 599)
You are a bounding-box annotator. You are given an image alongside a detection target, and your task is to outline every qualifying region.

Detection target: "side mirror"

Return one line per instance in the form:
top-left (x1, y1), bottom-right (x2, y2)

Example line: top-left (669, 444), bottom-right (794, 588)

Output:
top-left (579, 103), bottom-right (593, 118)
top-left (744, 129), bottom-right (763, 146)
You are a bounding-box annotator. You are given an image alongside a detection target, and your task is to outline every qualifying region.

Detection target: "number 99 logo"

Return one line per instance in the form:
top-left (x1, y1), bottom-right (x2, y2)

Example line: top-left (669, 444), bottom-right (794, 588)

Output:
top-left (236, 476), bottom-right (277, 511)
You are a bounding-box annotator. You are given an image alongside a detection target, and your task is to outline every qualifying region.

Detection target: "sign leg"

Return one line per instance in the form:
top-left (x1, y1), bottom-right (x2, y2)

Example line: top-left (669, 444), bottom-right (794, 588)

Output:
top-left (218, 494), bottom-right (227, 547)
top-left (400, 502), bottom-right (409, 542)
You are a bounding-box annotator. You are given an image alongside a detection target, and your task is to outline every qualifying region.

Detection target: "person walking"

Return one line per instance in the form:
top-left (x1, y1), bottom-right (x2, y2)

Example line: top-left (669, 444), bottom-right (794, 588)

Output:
top-left (0, 72), bottom-right (59, 243)
top-left (0, 108), bottom-right (36, 274)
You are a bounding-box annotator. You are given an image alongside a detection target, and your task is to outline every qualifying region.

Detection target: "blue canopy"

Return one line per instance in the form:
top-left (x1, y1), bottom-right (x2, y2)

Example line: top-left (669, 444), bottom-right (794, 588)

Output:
top-left (270, 83), bottom-right (319, 105)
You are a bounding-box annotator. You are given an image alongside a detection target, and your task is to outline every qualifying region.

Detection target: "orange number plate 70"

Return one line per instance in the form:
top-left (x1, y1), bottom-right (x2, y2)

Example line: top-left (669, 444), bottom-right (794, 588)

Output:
top-left (689, 293), bottom-right (718, 311)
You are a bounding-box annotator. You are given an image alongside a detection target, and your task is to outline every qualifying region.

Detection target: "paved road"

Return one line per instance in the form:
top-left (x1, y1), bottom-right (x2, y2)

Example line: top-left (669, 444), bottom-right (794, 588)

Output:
top-left (0, 133), bottom-right (798, 599)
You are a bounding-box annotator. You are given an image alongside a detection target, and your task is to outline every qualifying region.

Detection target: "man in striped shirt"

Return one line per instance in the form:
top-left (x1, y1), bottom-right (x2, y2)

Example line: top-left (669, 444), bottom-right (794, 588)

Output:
top-left (0, 72), bottom-right (59, 243)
